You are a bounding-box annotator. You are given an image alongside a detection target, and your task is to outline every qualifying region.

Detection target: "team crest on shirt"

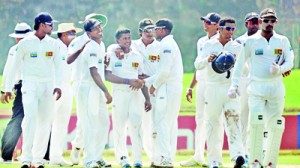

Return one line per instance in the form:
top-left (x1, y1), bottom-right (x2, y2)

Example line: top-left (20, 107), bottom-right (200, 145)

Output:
top-left (90, 53), bottom-right (97, 57)
top-left (163, 49), bottom-right (171, 53)
top-left (255, 49), bottom-right (263, 55)
top-left (115, 62), bottom-right (122, 67)
top-left (148, 55), bottom-right (159, 62)
top-left (98, 58), bottom-right (102, 64)
top-left (45, 51), bottom-right (53, 57)
top-left (132, 62), bottom-right (139, 69)
top-left (274, 49), bottom-right (282, 54)
top-left (30, 52), bottom-right (38, 58)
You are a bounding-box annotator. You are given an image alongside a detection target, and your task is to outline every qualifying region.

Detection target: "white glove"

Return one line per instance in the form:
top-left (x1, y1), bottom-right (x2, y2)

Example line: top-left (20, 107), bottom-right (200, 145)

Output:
top-left (228, 85), bottom-right (240, 99)
top-left (270, 62), bottom-right (280, 75)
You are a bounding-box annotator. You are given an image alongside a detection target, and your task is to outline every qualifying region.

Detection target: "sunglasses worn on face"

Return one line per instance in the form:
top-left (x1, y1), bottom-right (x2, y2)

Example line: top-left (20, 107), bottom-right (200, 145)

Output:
top-left (204, 20), bottom-right (216, 25)
top-left (262, 19), bottom-right (277, 23)
top-left (247, 19), bottom-right (259, 25)
top-left (140, 28), bottom-right (153, 33)
top-left (66, 31), bottom-right (76, 35)
top-left (154, 26), bottom-right (166, 30)
top-left (220, 26), bottom-right (235, 31)
top-left (44, 22), bottom-right (53, 27)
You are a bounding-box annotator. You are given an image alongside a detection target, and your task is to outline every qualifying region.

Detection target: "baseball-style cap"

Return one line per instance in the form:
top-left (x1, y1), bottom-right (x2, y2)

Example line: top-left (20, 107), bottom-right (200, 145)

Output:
top-left (244, 12), bottom-right (259, 21)
top-left (79, 13), bottom-right (108, 28)
top-left (260, 8), bottom-right (277, 19)
top-left (84, 18), bottom-right (101, 32)
top-left (9, 22), bottom-right (32, 38)
top-left (200, 13), bottom-right (221, 23)
top-left (139, 18), bottom-right (155, 30)
top-left (34, 12), bottom-right (56, 25)
top-left (155, 18), bottom-right (173, 32)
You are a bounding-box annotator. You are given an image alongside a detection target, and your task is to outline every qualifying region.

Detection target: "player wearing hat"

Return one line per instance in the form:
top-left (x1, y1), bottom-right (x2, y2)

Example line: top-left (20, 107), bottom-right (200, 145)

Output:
top-left (0, 22), bottom-right (31, 163)
top-left (194, 17), bottom-right (245, 168)
top-left (49, 23), bottom-right (82, 167)
top-left (181, 12), bottom-right (221, 167)
top-left (67, 13), bottom-right (108, 165)
top-left (229, 8), bottom-right (294, 168)
top-left (4, 12), bottom-right (62, 168)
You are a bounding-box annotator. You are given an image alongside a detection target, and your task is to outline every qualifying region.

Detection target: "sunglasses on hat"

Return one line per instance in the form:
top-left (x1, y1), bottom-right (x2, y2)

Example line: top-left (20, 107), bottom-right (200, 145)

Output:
top-left (44, 22), bottom-right (53, 27)
top-left (247, 19), bottom-right (259, 25)
top-left (204, 20), bottom-right (216, 25)
top-left (140, 28), bottom-right (154, 33)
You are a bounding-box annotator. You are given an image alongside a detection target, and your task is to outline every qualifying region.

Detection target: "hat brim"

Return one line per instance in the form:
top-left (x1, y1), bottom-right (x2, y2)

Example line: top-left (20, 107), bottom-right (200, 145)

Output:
top-left (200, 16), bottom-right (209, 21)
top-left (143, 25), bottom-right (155, 30)
top-left (9, 32), bottom-right (30, 38)
top-left (53, 28), bottom-right (83, 34)
top-left (245, 16), bottom-right (259, 21)
top-left (78, 14), bottom-right (108, 28)
top-left (261, 14), bottom-right (277, 19)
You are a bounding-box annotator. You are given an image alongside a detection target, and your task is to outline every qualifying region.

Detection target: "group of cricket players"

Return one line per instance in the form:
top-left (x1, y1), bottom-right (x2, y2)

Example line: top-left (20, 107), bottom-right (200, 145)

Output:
top-left (0, 6), bottom-right (294, 168)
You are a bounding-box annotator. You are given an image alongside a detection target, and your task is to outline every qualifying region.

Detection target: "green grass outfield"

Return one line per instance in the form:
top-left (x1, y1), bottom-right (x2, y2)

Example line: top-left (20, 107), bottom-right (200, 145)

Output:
top-left (0, 150), bottom-right (300, 167)
top-left (1, 69), bottom-right (300, 114)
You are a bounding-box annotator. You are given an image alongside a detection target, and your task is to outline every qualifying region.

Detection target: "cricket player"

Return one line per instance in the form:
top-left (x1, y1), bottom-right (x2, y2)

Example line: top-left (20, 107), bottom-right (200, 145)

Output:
top-left (181, 12), bottom-right (221, 167)
top-left (106, 28), bottom-right (151, 168)
top-left (234, 12), bottom-right (260, 163)
top-left (194, 17), bottom-right (245, 168)
top-left (145, 18), bottom-right (183, 168)
top-left (228, 8), bottom-right (294, 168)
top-left (49, 23), bottom-right (82, 167)
top-left (67, 13), bottom-right (108, 166)
top-left (4, 12), bottom-right (62, 168)
top-left (0, 22), bottom-right (31, 162)
top-left (76, 18), bottom-right (112, 168)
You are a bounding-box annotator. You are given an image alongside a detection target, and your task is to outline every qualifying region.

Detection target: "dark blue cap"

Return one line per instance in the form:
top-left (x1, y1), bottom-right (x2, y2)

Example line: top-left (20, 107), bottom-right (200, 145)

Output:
top-left (244, 12), bottom-right (259, 21)
top-left (200, 13), bottom-right (221, 23)
top-left (84, 18), bottom-right (101, 32)
top-left (34, 12), bottom-right (54, 24)
top-left (155, 18), bottom-right (173, 31)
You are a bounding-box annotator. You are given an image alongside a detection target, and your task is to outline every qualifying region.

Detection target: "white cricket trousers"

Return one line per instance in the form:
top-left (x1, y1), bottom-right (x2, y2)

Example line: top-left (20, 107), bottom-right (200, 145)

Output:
top-left (192, 81), bottom-right (206, 162)
top-left (152, 83), bottom-right (182, 164)
top-left (50, 82), bottom-right (73, 161)
top-left (71, 81), bottom-right (83, 149)
top-left (111, 89), bottom-right (144, 163)
top-left (20, 81), bottom-right (55, 164)
top-left (141, 94), bottom-right (156, 161)
top-left (77, 83), bottom-right (110, 164)
top-left (205, 84), bottom-right (244, 164)
top-left (239, 76), bottom-right (250, 155)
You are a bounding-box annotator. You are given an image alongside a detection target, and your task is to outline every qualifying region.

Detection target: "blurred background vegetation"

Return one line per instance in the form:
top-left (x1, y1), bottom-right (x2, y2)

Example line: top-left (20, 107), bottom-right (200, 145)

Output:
top-left (0, 0), bottom-right (299, 73)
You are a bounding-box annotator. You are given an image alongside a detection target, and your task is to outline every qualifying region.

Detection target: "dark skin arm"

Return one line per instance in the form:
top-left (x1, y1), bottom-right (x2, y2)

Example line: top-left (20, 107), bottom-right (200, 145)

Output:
top-left (105, 70), bottom-right (144, 89)
top-left (90, 67), bottom-right (112, 104)
top-left (67, 41), bottom-right (90, 64)
top-left (186, 70), bottom-right (198, 103)
top-left (141, 86), bottom-right (152, 112)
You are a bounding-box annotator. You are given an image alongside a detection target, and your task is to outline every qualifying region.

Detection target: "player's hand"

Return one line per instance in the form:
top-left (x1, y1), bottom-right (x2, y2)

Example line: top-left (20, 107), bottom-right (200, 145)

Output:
top-left (270, 62), bottom-right (280, 75)
top-left (53, 88), bottom-right (62, 101)
top-left (3, 92), bottom-right (14, 104)
top-left (144, 100), bottom-right (152, 112)
top-left (104, 91), bottom-right (113, 104)
top-left (115, 48), bottom-right (125, 60)
top-left (149, 85), bottom-right (156, 96)
top-left (129, 79), bottom-right (144, 90)
top-left (208, 54), bottom-right (217, 62)
top-left (282, 70), bottom-right (291, 77)
top-left (80, 40), bottom-right (90, 52)
top-left (186, 88), bottom-right (193, 103)
top-left (228, 85), bottom-right (240, 99)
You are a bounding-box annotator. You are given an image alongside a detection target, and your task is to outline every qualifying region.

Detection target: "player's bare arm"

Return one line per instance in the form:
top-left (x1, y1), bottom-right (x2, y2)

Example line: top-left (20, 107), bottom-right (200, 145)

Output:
top-left (186, 70), bottom-right (198, 103)
top-left (105, 70), bottom-right (142, 90)
top-left (67, 40), bottom-right (90, 64)
top-left (90, 67), bottom-right (112, 104)
top-left (141, 86), bottom-right (152, 112)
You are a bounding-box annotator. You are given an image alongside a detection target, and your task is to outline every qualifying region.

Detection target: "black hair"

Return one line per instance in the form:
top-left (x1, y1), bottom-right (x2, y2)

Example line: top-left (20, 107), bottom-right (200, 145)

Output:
top-left (115, 28), bottom-right (131, 39)
top-left (57, 33), bottom-right (63, 39)
top-left (219, 17), bottom-right (236, 26)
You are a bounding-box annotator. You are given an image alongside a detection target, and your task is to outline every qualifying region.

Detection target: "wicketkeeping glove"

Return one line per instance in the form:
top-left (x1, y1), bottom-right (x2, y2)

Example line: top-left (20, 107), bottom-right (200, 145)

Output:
top-left (228, 85), bottom-right (240, 99)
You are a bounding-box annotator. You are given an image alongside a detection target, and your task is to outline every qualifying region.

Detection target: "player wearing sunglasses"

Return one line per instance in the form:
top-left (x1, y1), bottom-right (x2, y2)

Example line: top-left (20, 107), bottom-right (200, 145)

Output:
top-left (229, 8), bottom-right (294, 168)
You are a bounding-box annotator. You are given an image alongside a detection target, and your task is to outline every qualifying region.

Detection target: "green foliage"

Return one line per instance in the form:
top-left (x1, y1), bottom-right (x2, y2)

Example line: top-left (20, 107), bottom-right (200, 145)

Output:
top-left (0, 0), bottom-right (299, 73)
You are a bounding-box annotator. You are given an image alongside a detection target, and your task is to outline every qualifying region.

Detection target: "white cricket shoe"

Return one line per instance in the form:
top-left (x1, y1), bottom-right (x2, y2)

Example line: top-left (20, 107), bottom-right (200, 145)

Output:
top-left (120, 156), bottom-right (131, 168)
top-left (180, 157), bottom-right (208, 167)
top-left (153, 156), bottom-right (173, 168)
top-left (85, 161), bottom-right (99, 168)
top-left (70, 147), bottom-right (81, 165)
top-left (50, 158), bottom-right (73, 167)
top-left (209, 161), bottom-right (219, 168)
top-left (97, 158), bottom-right (112, 168)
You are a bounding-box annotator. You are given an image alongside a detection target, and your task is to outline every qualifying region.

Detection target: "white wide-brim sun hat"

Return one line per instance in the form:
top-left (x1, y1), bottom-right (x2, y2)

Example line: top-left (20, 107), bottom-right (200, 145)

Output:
top-left (9, 22), bottom-right (32, 38)
top-left (52, 23), bottom-right (83, 34)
